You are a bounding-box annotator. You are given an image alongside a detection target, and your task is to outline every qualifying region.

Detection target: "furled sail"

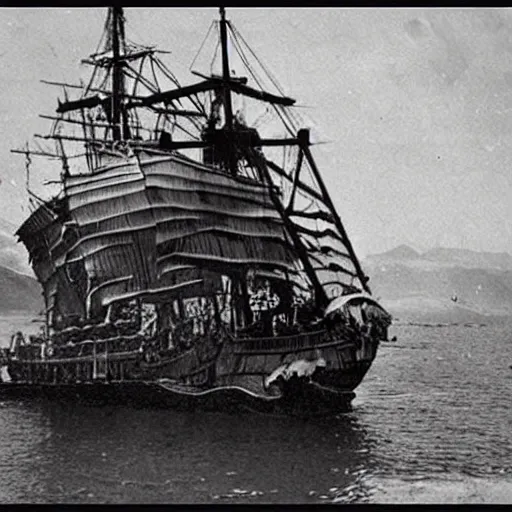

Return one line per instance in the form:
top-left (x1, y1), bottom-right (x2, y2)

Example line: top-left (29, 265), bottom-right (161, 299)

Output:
top-left (265, 140), bottom-right (371, 301)
top-left (54, 148), bottom-right (299, 317)
top-left (16, 202), bottom-right (86, 322)
top-left (14, 6), bottom-right (372, 328)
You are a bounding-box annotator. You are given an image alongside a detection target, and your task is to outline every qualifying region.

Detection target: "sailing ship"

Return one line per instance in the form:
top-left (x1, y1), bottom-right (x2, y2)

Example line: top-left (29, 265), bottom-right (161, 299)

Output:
top-left (1, 7), bottom-right (391, 415)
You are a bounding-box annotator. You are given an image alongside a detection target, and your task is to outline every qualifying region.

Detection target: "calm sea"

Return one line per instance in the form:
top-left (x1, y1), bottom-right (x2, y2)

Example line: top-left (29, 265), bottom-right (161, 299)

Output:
top-left (0, 314), bottom-right (511, 504)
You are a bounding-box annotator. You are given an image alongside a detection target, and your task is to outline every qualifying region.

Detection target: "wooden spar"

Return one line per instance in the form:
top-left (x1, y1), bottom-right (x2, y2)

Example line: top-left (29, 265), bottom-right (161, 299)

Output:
top-left (286, 149), bottom-right (304, 212)
top-left (34, 133), bottom-right (301, 150)
top-left (127, 79), bottom-right (295, 110)
top-left (192, 71), bottom-right (294, 105)
top-left (297, 129), bottom-right (371, 295)
top-left (289, 209), bottom-right (335, 223)
top-left (11, 148), bottom-right (62, 159)
top-left (149, 54), bottom-right (160, 92)
top-left (39, 114), bottom-right (154, 133)
top-left (81, 48), bottom-right (155, 67)
top-left (57, 138), bottom-right (70, 178)
top-left (318, 244), bottom-right (354, 260)
top-left (137, 139), bottom-right (204, 150)
top-left (126, 80), bottom-right (215, 108)
top-left (57, 95), bottom-right (104, 113)
top-left (255, 138), bottom-right (299, 147)
top-left (191, 69), bottom-right (248, 85)
top-left (131, 52), bottom-right (146, 100)
top-left (155, 58), bottom-right (207, 117)
top-left (43, 79), bottom-right (146, 102)
top-left (157, 135), bottom-right (300, 150)
top-left (294, 224), bottom-right (346, 245)
top-left (265, 159), bottom-right (324, 203)
top-left (41, 113), bottom-right (88, 127)
top-left (229, 82), bottom-right (295, 106)
top-left (51, 102), bottom-right (203, 121)
top-left (219, 8), bottom-right (235, 154)
top-left (244, 148), bottom-right (328, 308)
top-left (111, 7), bottom-right (123, 141)
top-left (324, 261), bottom-right (359, 276)
top-left (35, 134), bottom-right (102, 144)
top-left (79, 108), bottom-right (94, 172)
top-left (148, 107), bottom-right (206, 118)
top-left (41, 79), bottom-right (106, 94)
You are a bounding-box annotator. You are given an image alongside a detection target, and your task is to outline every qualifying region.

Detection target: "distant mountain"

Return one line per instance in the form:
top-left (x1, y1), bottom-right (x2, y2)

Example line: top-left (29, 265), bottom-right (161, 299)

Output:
top-left (366, 244), bottom-right (421, 262)
top-left (0, 265), bottom-right (42, 314)
top-left (3, 237), bottom-right (512, 321)
top-left (0, 217), bottom-right (41, 312)
top-left (368, 245), bottom-right (512, 271)
top-left (364, 246), bottom-right (512, 322)
top-left (422, 247), bottom-right (512, 271)
top-left (0, 216), bottom-right (17, 237)
top-left (0, 219), bottom-right (31, 276)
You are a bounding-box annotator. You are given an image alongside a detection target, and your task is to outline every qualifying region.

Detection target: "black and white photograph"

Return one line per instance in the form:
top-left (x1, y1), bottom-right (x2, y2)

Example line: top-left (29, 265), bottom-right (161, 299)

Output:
top-left (0, 5), bottom-right (511, 504)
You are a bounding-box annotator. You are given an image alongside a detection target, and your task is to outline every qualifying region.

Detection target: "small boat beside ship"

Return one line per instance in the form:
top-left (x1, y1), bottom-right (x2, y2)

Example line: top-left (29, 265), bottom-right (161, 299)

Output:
top-left (1, 7), bottom-right (391, 415)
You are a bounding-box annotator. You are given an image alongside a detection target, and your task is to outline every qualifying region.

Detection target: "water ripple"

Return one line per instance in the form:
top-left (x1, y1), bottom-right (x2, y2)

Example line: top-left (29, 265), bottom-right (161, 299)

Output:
top-left (0, 318), bottom-right (511, 502)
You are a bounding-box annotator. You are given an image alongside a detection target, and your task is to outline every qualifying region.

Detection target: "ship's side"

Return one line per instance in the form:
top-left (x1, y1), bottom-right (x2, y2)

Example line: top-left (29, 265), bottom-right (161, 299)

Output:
top-left (3, 150), bottom-right (390, 414)
top-left (2, 317), bottom-right (382, 416)
top-left (2, 7), bottom-right (392, 415)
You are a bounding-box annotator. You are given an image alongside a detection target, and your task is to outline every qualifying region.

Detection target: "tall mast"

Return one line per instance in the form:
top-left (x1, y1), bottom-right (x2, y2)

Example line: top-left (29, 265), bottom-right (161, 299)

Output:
top-left (219, 7), bottom-right (236, 174)
top-left (111, 7), bottom-right (123, 141)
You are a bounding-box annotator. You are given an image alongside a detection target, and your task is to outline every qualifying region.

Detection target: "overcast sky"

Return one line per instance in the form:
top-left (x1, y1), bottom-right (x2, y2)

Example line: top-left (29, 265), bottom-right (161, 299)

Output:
top-left (1, 7), bottom-right (511, 257)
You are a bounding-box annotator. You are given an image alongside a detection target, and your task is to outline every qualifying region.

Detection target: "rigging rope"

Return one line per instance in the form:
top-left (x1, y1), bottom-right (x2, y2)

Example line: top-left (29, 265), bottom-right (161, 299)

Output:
top-left (229, 23), bottom-right (302, 133)
top-left (190, 20), bottom-right (216, 72)
top-left (209, 36), bottom-right (221, 76)
top-left (153, 56), bottom-right (181, 88)
top-left (24, 145), bottom-right (32, 192)
top-left (228, 24), bottom-right (266, 88)
top-left (231, 23), bottom-right (285, 97)
top-left (94, 8), bottom-right (111, 56)
top-left (227, 25), bottom-right (296, 137)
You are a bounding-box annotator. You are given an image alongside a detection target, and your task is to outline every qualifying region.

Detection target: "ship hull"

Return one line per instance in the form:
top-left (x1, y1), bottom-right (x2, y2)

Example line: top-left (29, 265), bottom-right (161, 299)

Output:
top-left (0, 377), bottom-right (356, 416)
top-left (2, 321), bottom-right (379, 416)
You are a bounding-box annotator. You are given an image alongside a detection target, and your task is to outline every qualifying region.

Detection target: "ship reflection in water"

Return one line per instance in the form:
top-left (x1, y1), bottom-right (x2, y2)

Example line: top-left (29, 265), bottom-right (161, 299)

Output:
top-left (0, 401), bottom-right (371, 504)
top-left (0, 319), bottom-right (511, 504)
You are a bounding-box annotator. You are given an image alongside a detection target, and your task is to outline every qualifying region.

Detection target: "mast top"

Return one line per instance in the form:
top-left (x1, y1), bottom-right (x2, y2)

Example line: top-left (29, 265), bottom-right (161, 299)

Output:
top-left (218, 5), bottom-right (236, 175)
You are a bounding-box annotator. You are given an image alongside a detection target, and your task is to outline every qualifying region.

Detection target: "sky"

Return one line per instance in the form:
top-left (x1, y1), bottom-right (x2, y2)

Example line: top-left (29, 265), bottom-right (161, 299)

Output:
top-left (0, 7), bottom-right (512, 258)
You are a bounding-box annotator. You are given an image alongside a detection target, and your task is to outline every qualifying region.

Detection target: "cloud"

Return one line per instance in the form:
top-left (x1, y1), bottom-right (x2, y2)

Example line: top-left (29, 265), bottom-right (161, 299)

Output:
top-left (404, 17), bottom-right (432, 43)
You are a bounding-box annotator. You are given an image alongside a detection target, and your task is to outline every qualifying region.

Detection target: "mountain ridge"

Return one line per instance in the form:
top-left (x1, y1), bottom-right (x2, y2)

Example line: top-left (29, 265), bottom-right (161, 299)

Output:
top-left (1, 241), bottom-right (512, 321)
top-left (0, 223), bottom-right (32, 276)
top-left (366, 245), bottom-right (512, 271)
top-left (364, 246), bottom-right (512, 322)
top-left (0, 264), bottom-right (42, 314)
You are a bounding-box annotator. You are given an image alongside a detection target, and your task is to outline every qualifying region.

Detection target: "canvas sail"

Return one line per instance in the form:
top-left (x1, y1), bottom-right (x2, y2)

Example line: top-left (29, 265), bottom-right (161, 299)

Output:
top-left (14, 6), bottom-right (371, 326)
top-left (21, 148), bottom-right (299, 319)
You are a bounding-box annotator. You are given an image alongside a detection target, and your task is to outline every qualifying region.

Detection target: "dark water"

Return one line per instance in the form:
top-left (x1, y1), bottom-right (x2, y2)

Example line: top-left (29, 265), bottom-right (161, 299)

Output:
top-left (1, 316), bottom-right (511, 503)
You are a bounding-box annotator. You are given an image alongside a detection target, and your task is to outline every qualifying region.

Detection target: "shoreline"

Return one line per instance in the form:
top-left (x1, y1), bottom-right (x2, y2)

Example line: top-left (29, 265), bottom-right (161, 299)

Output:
top-left (367, 475), bottom-right (512, 504)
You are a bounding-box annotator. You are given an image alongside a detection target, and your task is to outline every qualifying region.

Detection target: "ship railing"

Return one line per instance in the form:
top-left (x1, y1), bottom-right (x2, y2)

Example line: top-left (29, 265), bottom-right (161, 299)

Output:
top-left (15, 333), bottom-right (147, 362)
top-left (228, 322), bottom-right (359, 354)
top-left (229, 329), bottom-right (326, 353)
top-left (11, 327), bottom-right (218, 364)
top-left (51, 320), bottom-right (138, 345)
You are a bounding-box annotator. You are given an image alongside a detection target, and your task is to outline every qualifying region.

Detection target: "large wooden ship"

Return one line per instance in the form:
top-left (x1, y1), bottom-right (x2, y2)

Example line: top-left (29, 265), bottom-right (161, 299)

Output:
top-left (1, 7), bottom-right (391, 415)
